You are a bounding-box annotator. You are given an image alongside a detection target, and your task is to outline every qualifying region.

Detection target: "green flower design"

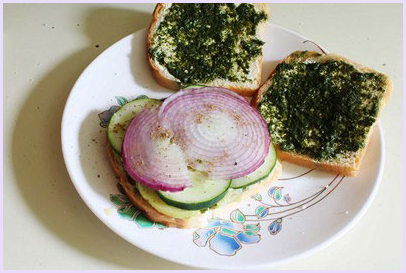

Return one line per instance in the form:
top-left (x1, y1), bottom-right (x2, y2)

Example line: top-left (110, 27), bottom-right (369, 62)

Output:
top-left (110, 194), bottom-right (166, 229)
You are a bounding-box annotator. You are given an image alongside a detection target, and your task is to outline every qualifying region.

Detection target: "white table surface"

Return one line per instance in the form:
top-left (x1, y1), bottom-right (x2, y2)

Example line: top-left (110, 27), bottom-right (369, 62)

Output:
top-left (3, 3), bottom-right (403, 270)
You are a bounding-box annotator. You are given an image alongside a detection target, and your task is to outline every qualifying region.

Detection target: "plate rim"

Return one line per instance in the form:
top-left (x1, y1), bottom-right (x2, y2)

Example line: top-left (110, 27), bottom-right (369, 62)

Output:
top-left (61, 23), bottom-right (385, 269)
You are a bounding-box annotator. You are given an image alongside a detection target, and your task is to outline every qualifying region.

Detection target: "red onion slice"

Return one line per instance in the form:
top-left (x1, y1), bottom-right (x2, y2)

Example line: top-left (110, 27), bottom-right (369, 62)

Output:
top-left (122, 87), bottom-right (270, 191)
top-left (122, 108), bottom-right (191, 192)
top-left (159, 87), bottom-right (270, 180)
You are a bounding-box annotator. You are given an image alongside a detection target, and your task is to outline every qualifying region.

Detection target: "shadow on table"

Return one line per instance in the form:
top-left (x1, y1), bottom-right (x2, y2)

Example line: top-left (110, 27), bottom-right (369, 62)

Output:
top-left (10, 7), bottom-right (194, 270)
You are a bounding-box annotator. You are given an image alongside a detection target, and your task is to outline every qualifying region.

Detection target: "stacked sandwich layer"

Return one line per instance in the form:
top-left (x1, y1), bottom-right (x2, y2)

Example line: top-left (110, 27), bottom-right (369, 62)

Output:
top-left (107, 87), bottom-right (282, 228)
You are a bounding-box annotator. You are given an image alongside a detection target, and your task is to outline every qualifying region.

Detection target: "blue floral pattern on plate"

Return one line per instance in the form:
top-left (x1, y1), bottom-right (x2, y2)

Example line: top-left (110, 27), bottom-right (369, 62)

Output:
top-left (193, 219), bottom-right (261, 256)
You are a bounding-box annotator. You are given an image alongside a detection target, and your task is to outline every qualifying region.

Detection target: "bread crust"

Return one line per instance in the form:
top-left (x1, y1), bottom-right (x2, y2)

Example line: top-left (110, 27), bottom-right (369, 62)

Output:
top-left (146, 4), bottom-right (180, 90)
top-left (107, 142), bottom-right (282, 228)
top-left (146, 3), bottom-right (270, 96)
top-left (252, 51), bottom-right (392, 176)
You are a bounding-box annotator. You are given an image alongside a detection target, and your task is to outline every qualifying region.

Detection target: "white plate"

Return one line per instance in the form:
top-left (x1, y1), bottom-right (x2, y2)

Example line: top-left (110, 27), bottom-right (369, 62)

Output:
top-left (61, 23), bottom-right (384, 269)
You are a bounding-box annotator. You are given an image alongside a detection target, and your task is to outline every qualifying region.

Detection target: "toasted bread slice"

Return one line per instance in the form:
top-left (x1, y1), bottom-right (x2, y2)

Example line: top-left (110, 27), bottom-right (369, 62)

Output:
top-left (147, 3), bottom-right (270, 96)
top-left (252, 51), bottom-right (392, 176)
top-left (107, 142), bottom-right (282, 228)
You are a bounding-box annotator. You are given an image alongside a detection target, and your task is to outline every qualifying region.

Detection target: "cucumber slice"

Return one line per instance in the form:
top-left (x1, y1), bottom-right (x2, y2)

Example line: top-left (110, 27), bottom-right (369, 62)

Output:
top-left (230, 145), bottom-right (277, 189)
top-left (136, 183), bottom-right (202, 219)
top-left (107, 98), bottom-right (162, 153)
top-left (157, 172), bottom-right (231, 210)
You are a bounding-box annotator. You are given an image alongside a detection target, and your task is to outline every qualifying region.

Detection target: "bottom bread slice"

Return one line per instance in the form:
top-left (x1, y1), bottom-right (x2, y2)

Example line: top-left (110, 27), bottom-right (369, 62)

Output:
top-left (107, 142), bottom-right (282, 228)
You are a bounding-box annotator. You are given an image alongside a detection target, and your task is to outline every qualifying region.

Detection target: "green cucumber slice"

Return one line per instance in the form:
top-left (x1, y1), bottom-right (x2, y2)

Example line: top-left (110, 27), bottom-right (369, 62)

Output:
top-left (157, 172), bottom-right (231, 210)
top-left (136, 183), bottom-right (202, 219)
top-left (107, 98), bottom-right (162, 153)
top-left (230, 145), bottom-right (277, 189)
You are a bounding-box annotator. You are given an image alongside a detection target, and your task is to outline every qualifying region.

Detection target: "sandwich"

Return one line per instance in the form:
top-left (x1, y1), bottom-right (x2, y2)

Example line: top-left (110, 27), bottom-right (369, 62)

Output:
top-left (106, 86), bottom-right (282, 228)
top-left (252, 51), bottom-right (391, 176)
top-left (147, 3), bottom-right (270, 96)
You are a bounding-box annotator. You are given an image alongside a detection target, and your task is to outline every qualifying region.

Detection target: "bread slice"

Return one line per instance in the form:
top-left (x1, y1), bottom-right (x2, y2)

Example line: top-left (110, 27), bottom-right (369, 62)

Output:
top-left (147, 3), bottom-right (270, 96)
top-left (252, 51), bottom-right (392, 176)
top-left (107, 142), bottom-right (282, 228)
